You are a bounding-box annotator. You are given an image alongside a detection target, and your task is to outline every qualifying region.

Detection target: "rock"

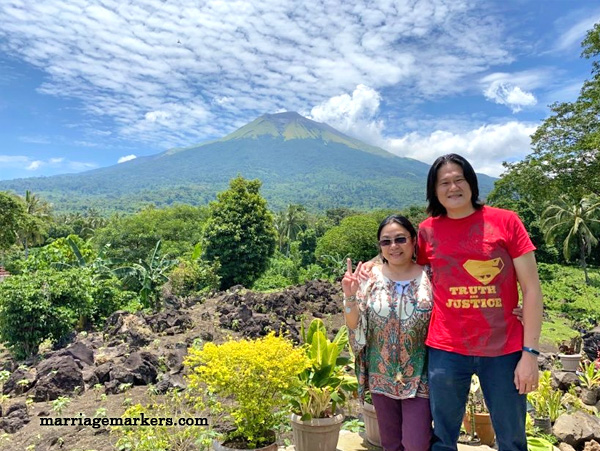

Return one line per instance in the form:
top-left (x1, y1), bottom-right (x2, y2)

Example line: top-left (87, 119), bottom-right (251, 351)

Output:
top-left (104, 311), bottom-right (153, 348)
top-left (2, 367), bottom-right (36, 395)
top-left (558, 443), bottom-right (576, 451)
top-left (32, 355), bottom-right (84, 401)
top-left (155, 373), bottom-right (187, 394)
top-left (0, 402), bottom-right (29, 433)
top-left (82, 367), bottom-right (99, 387)
top-left (582, 329), bottom-right (600, 361)
top-left (164, 347), bottom-right (188, 374)
top-left (584, 440), bottom-right (600, 451)
top-left (554, 371), bottom-right (580, 391)
top-left (146, 309), bottom-right (193, 334)
top-left (123, 351), bottom-right (159, 385)
top-left (538, 352), bottom-right (554, 371)
top-left (55, 341), bottom-right (94, 367)
top-left (104, 365), bottom-right (135, 394)
top-left (94, 362), bottom-right (113, 384)
top-left (553, 411), bottom-right (600, 447)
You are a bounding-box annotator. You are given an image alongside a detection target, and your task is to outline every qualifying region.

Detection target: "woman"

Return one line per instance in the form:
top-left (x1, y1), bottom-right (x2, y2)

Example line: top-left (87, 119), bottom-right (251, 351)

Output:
top-left (342, 214), bottom-right (433, 451)
top-left (418, 154), bottom-right (543, 451)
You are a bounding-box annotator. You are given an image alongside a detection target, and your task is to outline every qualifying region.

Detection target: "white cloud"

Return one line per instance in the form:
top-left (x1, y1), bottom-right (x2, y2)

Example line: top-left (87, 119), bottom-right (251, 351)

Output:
top-left (307, 84), bottom-right (384, 142)
top-left (385, 121), bottom-right (538, 177)
top-left (555, 14), bottom-right (600, 52)
top-left (26, 160), bottom-right (43, 170)
top-left (0, 155), bottom-right (97, 174)
top-left (483, 81), bottom-right (537, 113)
top-left (118, 154), bottom-right (137, 163)
top-left (0, 0), bottom-right (513, 147)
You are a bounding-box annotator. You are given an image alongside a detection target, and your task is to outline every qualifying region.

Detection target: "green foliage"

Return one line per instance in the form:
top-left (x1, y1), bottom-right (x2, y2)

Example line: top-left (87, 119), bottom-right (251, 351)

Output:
top-left (168, 258), bottom-right (221, 297)
top-left (111, 392), bottom-right (214, 451)
top-left (19, 235), bottom-right (96, 273)
top-left (527, 371), bottom-right (563, 421)
top-left (185, 333), bottom-right (308, 448)
top-left (290, 319), bottom-right (358, 420)
top-left (541, 195), bottom-right (600, 283)
top-left (114, 241), bottom-right (176, 311)
top-left (315, 214), bottom-right (380, 268)
top-left (0, 192), bottom-right (26, 251)
top-left (93, 204), bottom-right (209, 263)
top-left (203, 177), bottom-right (277, 289)
top-left (538, 263), bottom-right (600, 326)
top-left (578, 360), bottom-right (600, 388)
top-left (0, 267), bottom-right (132, 359)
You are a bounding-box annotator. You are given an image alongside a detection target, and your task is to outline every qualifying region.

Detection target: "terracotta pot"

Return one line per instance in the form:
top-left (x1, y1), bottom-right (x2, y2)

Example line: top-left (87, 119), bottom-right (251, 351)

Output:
top-left (533, 417), bottom-right (552, 434)
top-left (290, 412), bottom-right (344, 451)
top-left (361, 402), bottom-right (381, 447)
top-left (581, 387), bottom-right (598, 405)
top-left (463, 412), bottom-right (495, 447)
top-left (213, 431), bottom-right (278, 451)
top-left (558, 353), bottom-right (582, 372)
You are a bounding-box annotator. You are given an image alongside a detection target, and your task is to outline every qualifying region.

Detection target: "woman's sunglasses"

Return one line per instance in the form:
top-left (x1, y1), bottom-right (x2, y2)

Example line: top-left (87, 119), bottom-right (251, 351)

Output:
top-left (379, 236), bottom-right (409, 247)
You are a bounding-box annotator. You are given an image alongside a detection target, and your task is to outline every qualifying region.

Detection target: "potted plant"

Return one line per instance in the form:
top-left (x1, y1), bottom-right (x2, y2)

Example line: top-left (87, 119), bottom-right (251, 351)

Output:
top-left (578, 360), bottom-right (600, 405)
top-left (289, 318), bottom-right (358, 451)
top-left (360, 389), bottom-right (381, 447)
top-left (527, 370), bottom-right (563, 433)
top-left (558, 336), bottom-right (583, 372)
top-left (185, 332), bottom-right (309, 451)
top-left (463, 375), bottom-right (495, 446)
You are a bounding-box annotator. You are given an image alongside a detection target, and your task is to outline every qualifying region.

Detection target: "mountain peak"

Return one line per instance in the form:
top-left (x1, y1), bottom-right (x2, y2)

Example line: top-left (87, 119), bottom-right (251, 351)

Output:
top-left (220, 112), bottom-right (393, 158)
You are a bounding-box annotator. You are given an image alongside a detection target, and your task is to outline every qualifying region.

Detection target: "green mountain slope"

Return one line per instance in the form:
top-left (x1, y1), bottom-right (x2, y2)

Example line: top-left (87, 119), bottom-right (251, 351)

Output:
top-left (0, 112), bottom-right (496, 213)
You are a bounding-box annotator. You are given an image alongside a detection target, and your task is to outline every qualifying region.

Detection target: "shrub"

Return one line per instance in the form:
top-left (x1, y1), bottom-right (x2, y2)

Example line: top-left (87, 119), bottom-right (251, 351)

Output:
top-left (169, 258), bottom-right (220, 297)
top-left (0, 268), bottom-right (92, 358)
top-left (185, 332), bottom-right (309, 448)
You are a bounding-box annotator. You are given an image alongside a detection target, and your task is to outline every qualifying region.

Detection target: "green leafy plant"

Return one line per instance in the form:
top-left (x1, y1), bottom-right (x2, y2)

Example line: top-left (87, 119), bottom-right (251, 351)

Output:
top-left (578, 360), bottom-right (600, 388)
top-left (290, 318), bottom-right (358, 420)
top-left (185, 332), bottom-right (309, 448)
top-left (527, 371), bottom-right (563, 422)
top-left (52, 396), bottom-right (71, 416)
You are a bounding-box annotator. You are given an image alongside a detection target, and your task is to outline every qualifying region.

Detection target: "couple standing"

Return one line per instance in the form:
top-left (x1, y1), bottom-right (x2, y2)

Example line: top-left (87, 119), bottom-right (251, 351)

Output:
top-left (342, 153), bottom-right (543, 451)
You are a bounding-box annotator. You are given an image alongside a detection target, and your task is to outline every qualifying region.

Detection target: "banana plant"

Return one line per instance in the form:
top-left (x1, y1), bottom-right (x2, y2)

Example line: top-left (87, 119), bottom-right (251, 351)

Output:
top-left (291, 318), bottom-right (358, 420)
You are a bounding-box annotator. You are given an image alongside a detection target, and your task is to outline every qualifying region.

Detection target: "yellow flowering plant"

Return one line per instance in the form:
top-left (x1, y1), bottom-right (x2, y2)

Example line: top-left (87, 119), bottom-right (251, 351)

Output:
top-left (185, 332), bottom-right (309, 449)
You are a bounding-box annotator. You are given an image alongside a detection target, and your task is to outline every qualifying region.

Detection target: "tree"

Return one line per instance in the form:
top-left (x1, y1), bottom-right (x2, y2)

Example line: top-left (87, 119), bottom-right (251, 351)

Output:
top-left (0, 192), bottom-right (24, 252)
top-left (93, 204), bottom-right (208, 263)
top-left (541, 195), bottom-right (600, 284)
top-left (315, 214), bottom-right (380, 272)
top-left (17, 190), bottom-right (53, 258)
top-left (203, 177), bottom-right (277, 289)
top-left (274, 204), bottom-right (307, 255)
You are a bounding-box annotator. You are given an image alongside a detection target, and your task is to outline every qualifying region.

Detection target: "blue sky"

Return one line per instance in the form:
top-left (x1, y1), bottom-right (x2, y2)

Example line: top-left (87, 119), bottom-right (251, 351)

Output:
top-left (0, 0), bottom-right (598, 180)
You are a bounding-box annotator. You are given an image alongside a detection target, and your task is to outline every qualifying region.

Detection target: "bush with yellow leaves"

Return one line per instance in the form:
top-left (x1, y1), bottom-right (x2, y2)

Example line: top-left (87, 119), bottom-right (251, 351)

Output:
top-left (185, 332), bottom-right (309, 448)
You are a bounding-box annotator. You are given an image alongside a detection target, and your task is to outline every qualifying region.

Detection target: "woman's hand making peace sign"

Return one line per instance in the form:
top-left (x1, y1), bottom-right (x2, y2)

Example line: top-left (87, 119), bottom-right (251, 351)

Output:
top-left (341, 258), bottom-right (363, 298)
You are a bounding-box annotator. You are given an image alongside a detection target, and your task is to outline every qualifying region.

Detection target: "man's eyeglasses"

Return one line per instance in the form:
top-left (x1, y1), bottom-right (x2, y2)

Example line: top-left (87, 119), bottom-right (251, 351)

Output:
top-left (379, 236), bottom-right (408, 247)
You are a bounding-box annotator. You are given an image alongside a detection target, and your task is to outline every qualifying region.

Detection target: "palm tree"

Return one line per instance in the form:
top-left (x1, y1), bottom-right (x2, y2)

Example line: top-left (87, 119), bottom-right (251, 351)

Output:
top-left (274, 204), bottom-right (306, 255)
top-left (18, 191), bottom-right (52, 257)
top-left (541, 194), bottom-right (600, 284)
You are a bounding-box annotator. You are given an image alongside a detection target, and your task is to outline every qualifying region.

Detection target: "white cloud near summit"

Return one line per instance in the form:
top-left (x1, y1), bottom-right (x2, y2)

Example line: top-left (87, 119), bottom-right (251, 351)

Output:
top-left (311, 85), bottom-right (538, 177)
top-left (308, 85), bottom-right (384, 143)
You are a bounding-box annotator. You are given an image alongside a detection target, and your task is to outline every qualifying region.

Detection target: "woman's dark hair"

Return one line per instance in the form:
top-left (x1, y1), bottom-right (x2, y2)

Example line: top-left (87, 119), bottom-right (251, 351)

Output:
top-left (377, 214), bottom-right (417, 264)
top-left (426, 153), bottom-right (483, 217)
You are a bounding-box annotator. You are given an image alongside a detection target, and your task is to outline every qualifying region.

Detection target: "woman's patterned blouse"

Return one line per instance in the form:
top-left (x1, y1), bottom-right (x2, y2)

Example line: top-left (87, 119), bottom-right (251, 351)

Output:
top-left (349, 265), bottom-right (433, 401)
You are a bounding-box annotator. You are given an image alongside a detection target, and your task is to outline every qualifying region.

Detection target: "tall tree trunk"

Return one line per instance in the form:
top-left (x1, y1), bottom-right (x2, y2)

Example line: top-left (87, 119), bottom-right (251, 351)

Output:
top-left (579, 234), bottom-right (590, 285)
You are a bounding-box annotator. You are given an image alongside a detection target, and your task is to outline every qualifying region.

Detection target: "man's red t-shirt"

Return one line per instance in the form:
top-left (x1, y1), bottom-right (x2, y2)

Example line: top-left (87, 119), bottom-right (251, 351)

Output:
top-left (417, 206), bottom-right (536, 357)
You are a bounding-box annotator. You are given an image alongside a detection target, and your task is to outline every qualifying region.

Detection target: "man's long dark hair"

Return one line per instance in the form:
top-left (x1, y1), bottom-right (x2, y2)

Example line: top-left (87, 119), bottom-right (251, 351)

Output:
top-left (426, 153), bottom-right (483, 217)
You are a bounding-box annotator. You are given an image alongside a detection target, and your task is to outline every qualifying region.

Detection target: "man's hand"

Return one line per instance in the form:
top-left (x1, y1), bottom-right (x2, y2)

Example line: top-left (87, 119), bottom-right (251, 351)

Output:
top-left (514, 352), bottom-right (539, 394)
